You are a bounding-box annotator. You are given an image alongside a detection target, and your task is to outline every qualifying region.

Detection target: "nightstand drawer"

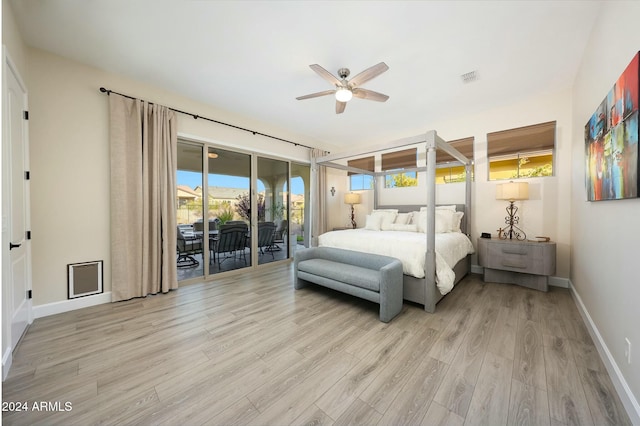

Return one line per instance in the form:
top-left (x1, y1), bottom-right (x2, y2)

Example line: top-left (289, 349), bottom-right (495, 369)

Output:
top-left (478, 239), bottom-right (555, 276)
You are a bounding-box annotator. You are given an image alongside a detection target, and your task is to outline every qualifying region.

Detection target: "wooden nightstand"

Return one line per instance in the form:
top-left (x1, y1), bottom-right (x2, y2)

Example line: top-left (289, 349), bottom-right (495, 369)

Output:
top-left (477, 238), bottom-right (556, 291)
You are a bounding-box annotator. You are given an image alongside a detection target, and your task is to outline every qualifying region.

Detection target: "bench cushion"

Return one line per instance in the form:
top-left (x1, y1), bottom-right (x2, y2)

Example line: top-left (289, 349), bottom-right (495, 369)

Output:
top-left (297, 258), bottom-right (380, 292)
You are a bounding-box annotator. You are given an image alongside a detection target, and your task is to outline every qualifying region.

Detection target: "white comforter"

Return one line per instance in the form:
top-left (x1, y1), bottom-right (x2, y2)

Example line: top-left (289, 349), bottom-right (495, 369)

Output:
top-left (318, 230), bottom-right (475, 295)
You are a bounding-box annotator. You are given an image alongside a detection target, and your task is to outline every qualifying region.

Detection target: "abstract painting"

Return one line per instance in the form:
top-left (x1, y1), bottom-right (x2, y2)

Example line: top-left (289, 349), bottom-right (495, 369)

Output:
top-left (585, 51), bottom-right (639, 201)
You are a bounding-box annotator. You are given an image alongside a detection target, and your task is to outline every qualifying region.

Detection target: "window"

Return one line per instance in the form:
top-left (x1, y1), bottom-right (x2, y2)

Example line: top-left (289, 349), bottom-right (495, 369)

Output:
top-left (382, 148), bottom-right (418, 188)
top-left (435, 137), bottom-right (474, 184)
top-left (348, 156), bottom-right (374, 190)
top-left (487, 121), bottom-right (555, 180)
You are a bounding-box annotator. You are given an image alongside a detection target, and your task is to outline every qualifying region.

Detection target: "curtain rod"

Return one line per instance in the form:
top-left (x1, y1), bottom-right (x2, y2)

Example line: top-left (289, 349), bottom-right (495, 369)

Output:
top-left (99, 87), bottom-right (314, 150)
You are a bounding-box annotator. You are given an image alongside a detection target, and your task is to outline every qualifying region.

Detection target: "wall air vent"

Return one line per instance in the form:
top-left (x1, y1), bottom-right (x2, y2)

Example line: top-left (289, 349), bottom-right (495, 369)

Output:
top-left (461, 70), bottom-right (479, 83)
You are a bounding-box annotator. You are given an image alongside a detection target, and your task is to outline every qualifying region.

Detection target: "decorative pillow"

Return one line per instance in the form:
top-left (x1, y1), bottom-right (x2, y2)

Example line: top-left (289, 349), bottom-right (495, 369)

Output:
top-left (416, 210), bottom-right (455, 233)
top-left (408, 211), bottom-right (420, 224)
top-left (371, 210), bottom-right (397, 231)
top-left (416, 211), bottom-right (427, 233)
top-left (435, 210), bottom-right (454, 233)
top-left (389, 223), bottom-right (418, 232)
top-left (451, 211), bottom-right (464, 233)
top-left (394, 212), bottom-right (412, 225)
top-left (364, 214), bottom-right (382, 231)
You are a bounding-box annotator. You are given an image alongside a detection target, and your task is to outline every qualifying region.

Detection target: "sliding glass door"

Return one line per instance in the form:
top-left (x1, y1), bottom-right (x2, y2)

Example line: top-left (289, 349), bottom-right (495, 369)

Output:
top-left (208, 147), bottom-right (252, 274)
top-left (176, 140), bottom-right (304, 282)
top-left (291, 162), bottom-right (310, 250)
top-left (257, 157), bottom-right (289, 265)
top-left (176, 142), bottom-right (205, 281)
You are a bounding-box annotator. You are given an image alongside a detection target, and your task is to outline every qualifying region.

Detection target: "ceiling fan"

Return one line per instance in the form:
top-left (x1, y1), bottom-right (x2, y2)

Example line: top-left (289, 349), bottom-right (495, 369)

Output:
top-left (296, 62), bottom-right (389, 114)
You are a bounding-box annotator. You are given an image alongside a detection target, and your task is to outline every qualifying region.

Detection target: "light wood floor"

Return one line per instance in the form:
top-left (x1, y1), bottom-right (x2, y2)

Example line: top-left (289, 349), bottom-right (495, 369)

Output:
top-left (2, 264), bottom-right (631, 426)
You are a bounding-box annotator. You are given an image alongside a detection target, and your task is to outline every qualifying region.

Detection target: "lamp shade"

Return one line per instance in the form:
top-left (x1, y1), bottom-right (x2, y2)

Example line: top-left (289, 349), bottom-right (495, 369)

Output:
top-left (496, 181), bottom-right (529, 201)
top-left (344, 192), bottom-right (361, 205)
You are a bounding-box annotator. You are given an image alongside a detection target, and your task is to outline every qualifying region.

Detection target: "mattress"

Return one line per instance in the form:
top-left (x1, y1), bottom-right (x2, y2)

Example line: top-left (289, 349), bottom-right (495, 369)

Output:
top-left (318, 229), bottom-right (474, 295)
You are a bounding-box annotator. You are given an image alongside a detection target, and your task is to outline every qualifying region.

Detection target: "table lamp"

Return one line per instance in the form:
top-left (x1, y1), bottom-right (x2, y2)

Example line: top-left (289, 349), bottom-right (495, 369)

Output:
top-left (344, 192), bottom-right (361, 229)
top-left (496, 181), bottom-right (529, 240)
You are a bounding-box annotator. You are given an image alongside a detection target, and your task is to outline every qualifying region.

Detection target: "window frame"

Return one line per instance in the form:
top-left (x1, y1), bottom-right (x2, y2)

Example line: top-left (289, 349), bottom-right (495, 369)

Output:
top-left (347, 156), bottom-right (375, 191)
top-left (487, 121), bottom-right (556, 181)
top-left (435, 137), bottom-right (474, 185)
top-left (381, 148), bottom-right (418, 188)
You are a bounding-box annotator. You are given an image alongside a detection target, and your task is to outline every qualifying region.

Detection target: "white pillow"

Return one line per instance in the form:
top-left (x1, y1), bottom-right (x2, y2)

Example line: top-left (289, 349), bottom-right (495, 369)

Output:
top-left (389, 223), bottom-right (418, 232)
top-left (371, 210), bottom-right (397, 231)
top-left (435, 210), bottom-right (454, 233)
top-left (451, 211), bottom-right (464, 233)
top-left (408, 211), bottom-right (420, 224)
top-left (364, 214), bottom-right (382, 231)
top-left (416, 210), bottom-right (455, 233)
top-left (394, 212), bottom-right (412, 225)
top-left (416, 211), bottom-right (427, 233)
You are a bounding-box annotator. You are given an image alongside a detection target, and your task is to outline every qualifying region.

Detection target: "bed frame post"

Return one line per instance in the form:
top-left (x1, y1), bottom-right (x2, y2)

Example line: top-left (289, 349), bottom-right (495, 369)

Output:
top-left (465, 162), bottom-right (472, 236)
top-left (424, 131), bottom-right (437, 312)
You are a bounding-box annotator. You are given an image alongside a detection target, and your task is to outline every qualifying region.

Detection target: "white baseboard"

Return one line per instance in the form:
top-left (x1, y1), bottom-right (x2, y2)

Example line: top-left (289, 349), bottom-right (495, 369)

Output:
top-left (569, 280), bottom-right (640, 425)
top-left (2, 347), bottom-right (12, 381)
top-left (549, 276), bottom-right (569, 288)
top-left (33, 292), bottom-right (112, 319)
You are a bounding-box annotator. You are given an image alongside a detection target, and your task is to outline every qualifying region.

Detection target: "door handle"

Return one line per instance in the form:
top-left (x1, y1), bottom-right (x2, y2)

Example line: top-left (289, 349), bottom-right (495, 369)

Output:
top-left (9, 242), bottom-right (21, 250)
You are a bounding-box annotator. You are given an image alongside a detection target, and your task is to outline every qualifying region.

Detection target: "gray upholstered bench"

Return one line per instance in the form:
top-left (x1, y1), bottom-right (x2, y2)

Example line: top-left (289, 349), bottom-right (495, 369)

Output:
top-left (294, 247), bottom-right (403, 322)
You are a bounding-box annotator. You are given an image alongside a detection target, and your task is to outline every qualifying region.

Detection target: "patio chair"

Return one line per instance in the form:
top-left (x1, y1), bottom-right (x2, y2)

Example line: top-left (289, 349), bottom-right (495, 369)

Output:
top-left (257, 221), bottom-right (276, 259)
top-left (270, 219), bottom-right (287, 251)
top-left (177, 226), bottom-right (203, 268)
top-left (212, 223), bottom-right (248, 266)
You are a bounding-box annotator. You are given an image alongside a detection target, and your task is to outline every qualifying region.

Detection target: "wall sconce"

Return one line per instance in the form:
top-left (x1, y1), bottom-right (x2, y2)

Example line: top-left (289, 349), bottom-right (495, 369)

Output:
top-left (330, 186), bottom-right (336, 197)
top-left (496, 181), bottom-right (529, 240)
top-left (344, 192), bottom-right (361, 229)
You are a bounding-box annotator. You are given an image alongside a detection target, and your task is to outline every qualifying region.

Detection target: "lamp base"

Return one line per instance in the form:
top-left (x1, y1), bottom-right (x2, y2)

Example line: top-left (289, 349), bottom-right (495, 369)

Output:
top-left (497, 201), bottom-right (526, 240)
top-left (350, 205), bottom-right (357, 229)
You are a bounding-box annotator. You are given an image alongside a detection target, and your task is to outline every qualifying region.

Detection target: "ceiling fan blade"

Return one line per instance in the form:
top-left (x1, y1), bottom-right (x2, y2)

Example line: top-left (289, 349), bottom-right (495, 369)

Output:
top-left (352, 88), bottom-right (389, 102)
top-left (309, 64), bottom-right (341, 86)
top-left (349, 62), bottom-right (389, 87)
top-left (336, 100), bottom-right (346, 114)
top-left (296, 90), bottom-right (336, 100)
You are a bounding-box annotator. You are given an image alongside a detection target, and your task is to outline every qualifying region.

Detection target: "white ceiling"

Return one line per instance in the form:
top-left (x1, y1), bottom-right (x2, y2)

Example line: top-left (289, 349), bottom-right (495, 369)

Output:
top-left (10, 0), bottom-right (602, 150)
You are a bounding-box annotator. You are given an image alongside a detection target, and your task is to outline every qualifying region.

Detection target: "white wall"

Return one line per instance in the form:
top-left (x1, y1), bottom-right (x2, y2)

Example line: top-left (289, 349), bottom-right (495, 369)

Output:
top-left (24, 47), bottom-right (327, 307)
top-left (570, 1), bottom-right (640, 418)
top-left (331, 89), bottom-right (573, 279)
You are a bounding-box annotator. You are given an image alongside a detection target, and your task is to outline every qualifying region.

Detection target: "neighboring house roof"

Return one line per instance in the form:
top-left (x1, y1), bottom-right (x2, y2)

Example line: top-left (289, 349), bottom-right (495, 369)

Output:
top-left (291, 194), bottom-right (304, 205)
top-left (208, 186), bottom-right (248, 200)
top-left (177, 185), bottom-right (200, 198)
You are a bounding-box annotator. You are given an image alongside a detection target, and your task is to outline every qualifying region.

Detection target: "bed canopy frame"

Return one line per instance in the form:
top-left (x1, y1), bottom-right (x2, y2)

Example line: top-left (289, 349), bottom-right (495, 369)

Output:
top-left (311, 130), bottom-right (472, 312)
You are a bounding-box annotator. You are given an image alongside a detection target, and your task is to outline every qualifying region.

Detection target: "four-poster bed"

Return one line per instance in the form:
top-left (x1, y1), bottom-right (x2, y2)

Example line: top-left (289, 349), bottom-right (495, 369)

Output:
top-left (310, 130), bottom-right (473, 313)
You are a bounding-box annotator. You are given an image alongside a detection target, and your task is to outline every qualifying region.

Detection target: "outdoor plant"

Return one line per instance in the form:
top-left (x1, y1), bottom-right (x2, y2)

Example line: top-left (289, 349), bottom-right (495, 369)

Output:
top-left (269, 202), bottom-right (286, 220)
top-left (216, 207), bottom-right (235, 224)
top-left (235, 192), bottom-right (265, 221)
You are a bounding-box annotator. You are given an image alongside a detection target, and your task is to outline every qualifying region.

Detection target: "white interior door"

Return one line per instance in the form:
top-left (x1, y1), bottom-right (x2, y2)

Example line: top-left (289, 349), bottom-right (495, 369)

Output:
top-left (3, 51), bottom-right (32, 359)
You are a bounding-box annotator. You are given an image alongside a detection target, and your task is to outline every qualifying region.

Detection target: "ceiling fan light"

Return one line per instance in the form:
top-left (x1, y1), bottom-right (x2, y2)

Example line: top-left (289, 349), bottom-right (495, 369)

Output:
top-left (335, 88), bottom-right (353, 102)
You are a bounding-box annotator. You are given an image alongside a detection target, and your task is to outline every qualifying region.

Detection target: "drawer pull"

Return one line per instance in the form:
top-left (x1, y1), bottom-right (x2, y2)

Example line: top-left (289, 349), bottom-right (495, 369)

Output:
top-left (502, 249), bottom-right (527, 255)
top-left (502, 262), bottom-right (527, 269)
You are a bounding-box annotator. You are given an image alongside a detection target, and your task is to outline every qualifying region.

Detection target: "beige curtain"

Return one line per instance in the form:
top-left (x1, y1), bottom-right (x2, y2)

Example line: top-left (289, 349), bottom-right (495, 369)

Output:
top-left (109, 95), bottom-right (178, 302)
top-left (310, 148), bottom-right (328, 246)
